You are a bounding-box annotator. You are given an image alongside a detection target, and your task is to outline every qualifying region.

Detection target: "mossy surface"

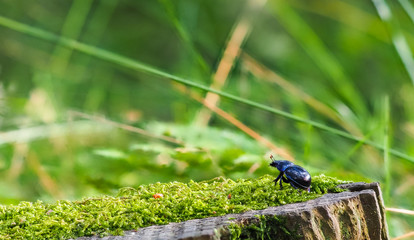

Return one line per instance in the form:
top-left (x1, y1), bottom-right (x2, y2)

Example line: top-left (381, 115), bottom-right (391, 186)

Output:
top-left (0, 174), bottom-right (348, 239)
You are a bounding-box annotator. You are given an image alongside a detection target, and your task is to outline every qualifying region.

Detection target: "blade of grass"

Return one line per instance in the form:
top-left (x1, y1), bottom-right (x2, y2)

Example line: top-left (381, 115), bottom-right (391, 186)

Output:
top-left (399, 0), bottom-right (414, 23)
top-left (0, 15), bottom-right (413, 163)
top-left (68, 111), bottom-right (183, 145)
top-left (372, 0), bottom-right (414, 85)
top-left (80, 0), bottom-right (119, 111)
top-left (26, 150), bottom-right (64, 199)
top-left (7, 143), bottom-right (27, 181)
top-left (392, 231), bottom-right (414, 240)
top-left (194, 0), bottom-right (265, 125)
top-left (158, 0), bottom-right (210, 75)
top-left (292, 0), bottom-right (414, 52)
top-left (50, 0), bottom-right (94, 74)
top-left (0, 120), bottom-right (111, 145)
top-left (291, 0), bottom-right (390, 43)
top-left (383, 95), bottom-right (391, 202)
top-left (39, 0), bottom-right (93, 116)
top-left (84, 0), bottom-right (119, 44)
top-left (242, 53), bottom-right (361, 135)
top-left (386, 207), bottom-right (414, 215)
top-left (269, 0), bottom-right (366, 114)
top-left (194, 16), bottom-right (250, 125)
top-left (345, 125), bottom-right (379, 160)
top-left (174, 84), bottom-right (294, 161)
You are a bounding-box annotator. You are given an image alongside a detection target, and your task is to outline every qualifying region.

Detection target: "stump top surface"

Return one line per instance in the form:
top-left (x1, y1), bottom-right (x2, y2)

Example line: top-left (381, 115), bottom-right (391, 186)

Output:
top-left (76, 182), bottom-right (387, 240)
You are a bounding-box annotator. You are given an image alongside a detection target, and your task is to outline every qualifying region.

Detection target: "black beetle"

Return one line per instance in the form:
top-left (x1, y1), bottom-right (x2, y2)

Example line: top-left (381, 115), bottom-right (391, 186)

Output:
top-left (269, 155), bottom-right (311, 192)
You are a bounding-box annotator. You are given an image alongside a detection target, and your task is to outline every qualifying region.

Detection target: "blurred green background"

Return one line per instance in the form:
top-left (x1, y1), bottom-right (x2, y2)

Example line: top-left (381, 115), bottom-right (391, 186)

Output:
top-left (1, 0), bottom-right (414, 238)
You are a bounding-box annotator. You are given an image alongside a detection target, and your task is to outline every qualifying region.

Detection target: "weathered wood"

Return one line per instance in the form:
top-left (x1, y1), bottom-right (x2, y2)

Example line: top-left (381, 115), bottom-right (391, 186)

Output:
top-left (76, 182), bottom-right (388, 240)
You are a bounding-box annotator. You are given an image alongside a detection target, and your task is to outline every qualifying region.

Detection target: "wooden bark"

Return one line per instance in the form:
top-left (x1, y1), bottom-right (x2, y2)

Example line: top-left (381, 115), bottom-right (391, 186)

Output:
top-left (76, 182), bottom-right (388, 240)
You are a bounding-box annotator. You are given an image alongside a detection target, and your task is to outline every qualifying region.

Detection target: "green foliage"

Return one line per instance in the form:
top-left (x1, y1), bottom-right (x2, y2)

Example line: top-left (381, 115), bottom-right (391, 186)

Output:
top-left (0, 174), bottom-right (346, 239)
top-left (1, 0), bottom-right (414, 237)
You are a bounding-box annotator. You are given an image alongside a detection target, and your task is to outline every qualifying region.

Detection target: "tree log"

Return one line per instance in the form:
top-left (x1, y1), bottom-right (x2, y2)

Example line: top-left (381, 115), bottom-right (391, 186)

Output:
top-left (76, 182), bottom-right (388, 240)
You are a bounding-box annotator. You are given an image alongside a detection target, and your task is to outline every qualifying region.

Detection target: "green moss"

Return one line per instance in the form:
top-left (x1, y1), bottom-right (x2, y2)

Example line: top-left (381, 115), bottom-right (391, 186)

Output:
top-left (339, 221), bottom-right (352, 239)
top-left (0, 174), bottom-right (348, 239)
top-left (226, 215), bottom-right (302, 240)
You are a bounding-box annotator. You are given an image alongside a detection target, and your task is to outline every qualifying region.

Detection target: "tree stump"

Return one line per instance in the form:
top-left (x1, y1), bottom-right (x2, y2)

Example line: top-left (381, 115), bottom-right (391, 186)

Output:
top-left (76, 182), bottom-right (388, 240)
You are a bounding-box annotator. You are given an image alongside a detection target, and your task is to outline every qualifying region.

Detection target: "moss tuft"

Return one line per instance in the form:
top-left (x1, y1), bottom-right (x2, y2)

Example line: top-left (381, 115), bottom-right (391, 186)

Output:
top-left (227, 215), bottom-right (302, 240)
top-left (0, 174), bottom-right (348, 239)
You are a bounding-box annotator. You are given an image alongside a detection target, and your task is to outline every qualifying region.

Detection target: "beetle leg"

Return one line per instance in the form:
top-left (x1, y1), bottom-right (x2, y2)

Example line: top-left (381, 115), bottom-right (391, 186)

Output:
top-left (273, 172), bottom-right (284, 188)
top-left (279, 174), bottom-right (289, 189)
top-left (280, 175), bottom-right (290, 189)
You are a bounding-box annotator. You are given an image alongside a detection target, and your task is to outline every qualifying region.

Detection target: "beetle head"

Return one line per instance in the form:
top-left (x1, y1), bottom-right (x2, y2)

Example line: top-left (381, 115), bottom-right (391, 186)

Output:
top-left (270, 160), bottom-right (294, 171)
top-left (269, 155), bottom-right (295, 171)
